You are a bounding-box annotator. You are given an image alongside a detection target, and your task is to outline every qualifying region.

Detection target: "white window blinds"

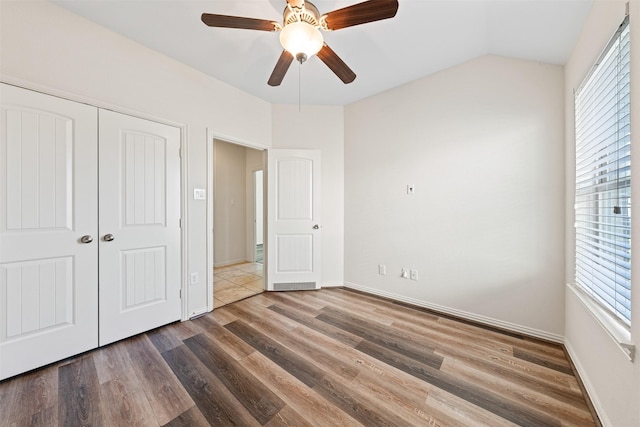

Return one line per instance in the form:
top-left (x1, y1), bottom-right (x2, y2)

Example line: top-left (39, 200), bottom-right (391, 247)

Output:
top-left (575, 17), bottom-right (631, 326)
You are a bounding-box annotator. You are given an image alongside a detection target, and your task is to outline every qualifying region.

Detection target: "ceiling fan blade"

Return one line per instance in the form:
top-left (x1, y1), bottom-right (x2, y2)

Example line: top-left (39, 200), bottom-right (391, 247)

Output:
top-left (317, 44), bottom-right (356, 84)
top-left (286, 0), bottom-right (305, 8)
top-left (322, 0), bottom-right (398, 31)
top-left (268, 50), bottom-right (295, 86)
top-left (201, 13), bottom-right (277, 31)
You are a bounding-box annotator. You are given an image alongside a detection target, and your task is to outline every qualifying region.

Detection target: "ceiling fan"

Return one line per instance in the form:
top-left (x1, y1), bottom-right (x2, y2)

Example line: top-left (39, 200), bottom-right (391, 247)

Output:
top-left (201, 0), bottom-right (399, 86)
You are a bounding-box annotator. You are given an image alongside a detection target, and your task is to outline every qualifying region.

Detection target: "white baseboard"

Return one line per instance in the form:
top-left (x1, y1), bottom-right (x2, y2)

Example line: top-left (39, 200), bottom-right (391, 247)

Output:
top-left (188, 308), bottom-right (210, 319)
top-left (343, 281), bottom-right (564, 343)
top-left (320, 281), bottom-right (344, 288)
top-left (214, 258), bottom-right (248, 268)
top-left (563, 341), bottom-right (609, 426)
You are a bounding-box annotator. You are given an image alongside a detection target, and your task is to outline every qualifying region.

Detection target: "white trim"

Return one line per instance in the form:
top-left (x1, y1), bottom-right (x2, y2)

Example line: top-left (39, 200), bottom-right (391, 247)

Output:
top-left (189, 308), bottom-right (210, 320)
top-left (344, 281), bottom-right (564, 343)
top-left (206, 129), bottom-right (215, 314)
top-left (320, 282), bottom-right (344, 288)
top-left (567, 283), bottom-right (635, 362)
top-left (564, 340), bottom-right (611, 427)
top-left (214, 258), bottom-right (251, 268)
top-left (179, 125), bottom-right (189, 321)
top-left (251, 169), bottom-right (265, 263)
top-left (0, 75), bottom-right (185, 130)
top-left (210, 131), bottom-right (270, 151)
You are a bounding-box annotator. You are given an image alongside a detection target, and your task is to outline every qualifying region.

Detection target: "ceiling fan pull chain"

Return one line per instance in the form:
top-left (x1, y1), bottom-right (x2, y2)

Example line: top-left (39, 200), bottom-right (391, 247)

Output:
top-left (299, 61), bottom-right (302, 112)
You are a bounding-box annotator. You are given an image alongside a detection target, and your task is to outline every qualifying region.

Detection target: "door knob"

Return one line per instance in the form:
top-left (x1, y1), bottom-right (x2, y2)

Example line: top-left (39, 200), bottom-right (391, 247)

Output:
top-left (313, 224), bottom-right (320, 230)
top-left (103, 234), bottom-right (115, 242)
top-left (80, 235), bottom-right (93, 244)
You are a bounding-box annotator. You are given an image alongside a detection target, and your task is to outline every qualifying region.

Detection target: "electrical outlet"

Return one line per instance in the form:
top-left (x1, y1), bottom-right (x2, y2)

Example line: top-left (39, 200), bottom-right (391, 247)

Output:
top-left (190, 272), bottom-right (199, 285)
top-left (410, 269), bottom-right (418, 281)
top-left (378, 264), bottom-right (387, 275)
top-left (401, 268), bottom-right (409, 279)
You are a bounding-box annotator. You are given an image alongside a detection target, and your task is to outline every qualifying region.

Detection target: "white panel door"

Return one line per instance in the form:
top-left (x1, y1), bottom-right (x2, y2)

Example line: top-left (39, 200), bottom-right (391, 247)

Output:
top-left (98, 109), bottom-right (181, 345)
top-left (267, 149), bottom-right (321, 290)
top-left (0, 84), bottom-right (98, 380)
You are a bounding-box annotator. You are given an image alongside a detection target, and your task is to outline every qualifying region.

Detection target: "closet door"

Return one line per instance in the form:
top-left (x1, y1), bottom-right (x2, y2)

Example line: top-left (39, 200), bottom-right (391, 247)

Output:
top-left (0, 84), bottom-right (98, 380)
top-left (98, 109), bottom-right (181, 345)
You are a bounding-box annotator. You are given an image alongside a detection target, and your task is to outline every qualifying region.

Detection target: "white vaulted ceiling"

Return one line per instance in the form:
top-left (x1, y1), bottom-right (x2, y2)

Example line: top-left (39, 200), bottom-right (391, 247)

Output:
top-left (52, 0), bottom-right (594, 105)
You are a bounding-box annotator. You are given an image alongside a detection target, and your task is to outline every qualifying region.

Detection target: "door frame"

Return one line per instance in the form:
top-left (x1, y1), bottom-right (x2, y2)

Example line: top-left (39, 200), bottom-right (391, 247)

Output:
top-left (0, 77), bottom-right (190, 321)
top-left (253, 169), bottom-right (264, 263)
top-left (206, 129), bottom-right (268, 312)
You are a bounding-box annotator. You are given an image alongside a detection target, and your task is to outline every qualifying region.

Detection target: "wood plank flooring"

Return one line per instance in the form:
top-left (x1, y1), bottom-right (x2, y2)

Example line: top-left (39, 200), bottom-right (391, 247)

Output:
top-left (0, 288), bottom-right (598, 426)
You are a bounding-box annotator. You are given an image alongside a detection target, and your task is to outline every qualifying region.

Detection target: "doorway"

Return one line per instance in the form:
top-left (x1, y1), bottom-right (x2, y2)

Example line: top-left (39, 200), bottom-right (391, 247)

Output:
top-left (212, 139), bottom-right (265, 308)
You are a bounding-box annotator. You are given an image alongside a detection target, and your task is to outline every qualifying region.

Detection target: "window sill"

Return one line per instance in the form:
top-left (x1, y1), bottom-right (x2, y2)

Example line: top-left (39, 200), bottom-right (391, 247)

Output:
top-left (567, 283), bottom-right (635, 362)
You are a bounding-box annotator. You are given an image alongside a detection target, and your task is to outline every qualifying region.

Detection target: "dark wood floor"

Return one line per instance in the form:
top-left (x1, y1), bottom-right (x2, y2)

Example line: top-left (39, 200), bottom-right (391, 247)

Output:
top-left (0, 288), bottom-right (597, 426)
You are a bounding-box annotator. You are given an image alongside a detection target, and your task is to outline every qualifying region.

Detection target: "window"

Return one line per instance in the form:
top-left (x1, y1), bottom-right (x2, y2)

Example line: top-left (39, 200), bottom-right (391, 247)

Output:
top-left (575, 16), bottom-right (631, 326)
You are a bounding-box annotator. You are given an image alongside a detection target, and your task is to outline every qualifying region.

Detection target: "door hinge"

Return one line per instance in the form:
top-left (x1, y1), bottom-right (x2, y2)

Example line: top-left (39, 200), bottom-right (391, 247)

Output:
top-left (179, 218), bottom-right (182, 228)
top-left (179, 148), bottom-right (182, 158)
top-left (180, 289), bottom-right (182, 299)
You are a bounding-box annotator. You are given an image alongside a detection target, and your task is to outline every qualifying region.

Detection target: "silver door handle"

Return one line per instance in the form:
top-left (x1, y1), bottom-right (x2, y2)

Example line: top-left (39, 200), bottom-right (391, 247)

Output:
top-left (80, 235), bottom-right (93, 244)
top-left (103, 234), bottom-right (115, 242)
top-left (313, 224), bottom-right (320, 230)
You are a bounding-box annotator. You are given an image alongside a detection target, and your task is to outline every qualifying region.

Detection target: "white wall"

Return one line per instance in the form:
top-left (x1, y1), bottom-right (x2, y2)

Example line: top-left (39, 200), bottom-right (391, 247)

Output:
top-left (564, 1), bottom-right (640, 425)
top-left (272, 105), bottom-right (345, 287)
top-left (213, 140), bottom-right (248, 266)
top-left (0, 0), bottom-right (272, 317)
top-left (344, 55), bottom-right (566, 339)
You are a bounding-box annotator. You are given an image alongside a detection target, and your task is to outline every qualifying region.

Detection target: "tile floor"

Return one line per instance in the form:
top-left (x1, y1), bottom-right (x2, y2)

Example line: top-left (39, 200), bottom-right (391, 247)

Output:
top-left (213, 262), bottom-right (264, 308)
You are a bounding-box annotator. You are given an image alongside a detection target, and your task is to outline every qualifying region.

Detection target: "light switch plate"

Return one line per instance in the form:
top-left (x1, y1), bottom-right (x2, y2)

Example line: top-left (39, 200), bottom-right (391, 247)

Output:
top-left (193, 188), bottom-right (206, 200)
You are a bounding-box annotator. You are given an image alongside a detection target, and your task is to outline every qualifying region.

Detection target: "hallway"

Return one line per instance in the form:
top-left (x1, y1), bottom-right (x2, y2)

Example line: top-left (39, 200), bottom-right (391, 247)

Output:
top-left (213, 262), bottom-right (264, 308)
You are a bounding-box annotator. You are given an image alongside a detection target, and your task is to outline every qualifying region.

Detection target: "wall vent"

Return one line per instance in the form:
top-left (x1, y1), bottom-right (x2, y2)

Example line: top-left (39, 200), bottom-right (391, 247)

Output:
top-left (273, 282), bottom-right (316, 291)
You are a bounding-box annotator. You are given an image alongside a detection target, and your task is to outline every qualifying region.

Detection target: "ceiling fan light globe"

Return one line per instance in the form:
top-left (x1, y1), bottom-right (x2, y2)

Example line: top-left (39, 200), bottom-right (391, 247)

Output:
top-left (279, 22), bottom-right (323, 60)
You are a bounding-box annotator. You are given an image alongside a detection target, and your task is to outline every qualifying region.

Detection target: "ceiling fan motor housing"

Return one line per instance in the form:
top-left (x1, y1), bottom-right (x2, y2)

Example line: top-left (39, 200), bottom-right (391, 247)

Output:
top-left (283, 1), bottom-right (321, 27)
